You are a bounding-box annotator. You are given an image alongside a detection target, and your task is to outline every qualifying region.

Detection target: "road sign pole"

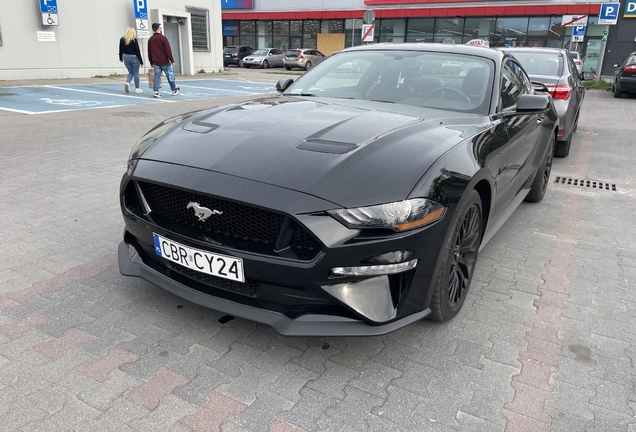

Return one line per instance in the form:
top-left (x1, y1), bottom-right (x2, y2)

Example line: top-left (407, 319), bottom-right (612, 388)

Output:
top-left (351, 18), bottom-right (355, 47)
top-left (595, 30), bottom-right (609, 83)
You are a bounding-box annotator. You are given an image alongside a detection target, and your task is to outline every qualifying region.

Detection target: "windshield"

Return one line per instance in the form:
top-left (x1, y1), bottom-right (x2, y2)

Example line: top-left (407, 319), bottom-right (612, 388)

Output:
top-left (511, 52), bottom-right (563, 76)
top-left (285, 50), bottom-right (494, 115)
top-left (252, 49), bottom-right (269, 56)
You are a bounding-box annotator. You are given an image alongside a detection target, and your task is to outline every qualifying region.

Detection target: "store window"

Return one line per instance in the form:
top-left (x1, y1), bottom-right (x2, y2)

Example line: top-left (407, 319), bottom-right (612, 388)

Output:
top-left (527, 17), bottom-right (550, 46)
top-left (434, 18), bottom-right (464, 44)
top-left (377, 19), bottom-right (406, 43)
top-left (273, 20), bottom-right (290, 51)
top-left (493, 17), bottom-right (529, 47)
top-left (257, 21), bottom-right (273, 48)
top-left (406, 18), bottom-right (434, 43)
top-left (240, 21), bottom-right (256, 48)
top-left (547, 16), bottom-right (565, 48)
top-left (186, 7), bottom-right (210, 51)
top-left (462, 17), bottom-right (495, 44)
top-left (304, 20), bottom-right (320, 49)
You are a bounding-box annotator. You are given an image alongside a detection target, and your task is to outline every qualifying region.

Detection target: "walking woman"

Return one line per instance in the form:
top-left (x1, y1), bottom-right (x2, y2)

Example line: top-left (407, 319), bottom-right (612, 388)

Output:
top-left (119, 27), bottom-right (144, 94)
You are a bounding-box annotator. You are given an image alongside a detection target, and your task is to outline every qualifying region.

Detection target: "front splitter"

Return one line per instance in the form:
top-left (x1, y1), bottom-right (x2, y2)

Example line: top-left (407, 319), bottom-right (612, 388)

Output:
top-left (117, 241), bottom-right (430, 336)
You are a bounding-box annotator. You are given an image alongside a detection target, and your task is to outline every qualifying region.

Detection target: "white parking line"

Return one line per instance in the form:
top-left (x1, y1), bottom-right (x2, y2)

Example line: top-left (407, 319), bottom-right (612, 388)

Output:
top-left (178, 84), bottom-right (266, 94)
top-left (44, 85), bottom-right (168, 101)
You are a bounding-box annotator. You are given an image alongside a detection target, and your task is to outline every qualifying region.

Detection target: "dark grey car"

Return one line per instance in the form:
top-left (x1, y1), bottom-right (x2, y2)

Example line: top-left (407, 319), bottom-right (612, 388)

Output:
top-left (613, 51), bottom-right (636, 98)
top-left (502, 47), bottom-right (587, 158)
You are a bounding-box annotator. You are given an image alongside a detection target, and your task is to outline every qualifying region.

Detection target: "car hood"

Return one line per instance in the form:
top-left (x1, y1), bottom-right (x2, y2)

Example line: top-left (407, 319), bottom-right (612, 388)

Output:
top-left (139, 97), bottom-right (484, 208)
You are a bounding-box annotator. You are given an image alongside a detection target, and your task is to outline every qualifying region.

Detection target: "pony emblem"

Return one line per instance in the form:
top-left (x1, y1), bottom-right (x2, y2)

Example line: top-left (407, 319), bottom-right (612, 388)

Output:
top-left (187, 202), bottom-right (222, 222)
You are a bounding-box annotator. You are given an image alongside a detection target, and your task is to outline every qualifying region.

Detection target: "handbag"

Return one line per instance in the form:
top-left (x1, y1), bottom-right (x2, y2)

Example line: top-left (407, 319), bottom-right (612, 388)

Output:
top-left (147, 69), bottom-right (162, 89)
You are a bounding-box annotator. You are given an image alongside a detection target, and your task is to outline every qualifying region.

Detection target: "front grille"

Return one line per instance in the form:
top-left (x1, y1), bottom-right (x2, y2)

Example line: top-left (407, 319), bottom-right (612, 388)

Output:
top-left (134, 181), bottom-right (321, 260)
top-left (166, 262), bottom-right (259, 297)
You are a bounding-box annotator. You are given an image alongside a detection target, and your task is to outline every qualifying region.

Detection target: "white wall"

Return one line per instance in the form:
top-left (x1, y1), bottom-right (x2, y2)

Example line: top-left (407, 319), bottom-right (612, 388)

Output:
top-left (0, 0), bottom-right (223, 80)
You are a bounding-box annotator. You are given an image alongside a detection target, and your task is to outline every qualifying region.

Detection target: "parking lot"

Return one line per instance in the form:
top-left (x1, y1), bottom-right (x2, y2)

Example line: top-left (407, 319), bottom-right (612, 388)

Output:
top-left (1, 68), bottom-right (635, 431)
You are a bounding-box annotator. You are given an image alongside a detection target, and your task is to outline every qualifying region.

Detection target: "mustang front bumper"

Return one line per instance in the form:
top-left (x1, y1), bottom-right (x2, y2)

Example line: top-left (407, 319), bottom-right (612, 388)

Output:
top-left (119, 242), bottom-right (430, 336)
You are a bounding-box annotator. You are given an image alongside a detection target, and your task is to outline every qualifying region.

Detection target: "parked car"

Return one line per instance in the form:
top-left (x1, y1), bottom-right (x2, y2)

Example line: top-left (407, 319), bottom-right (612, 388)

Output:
top-left (119, 43), bottom-right (557, 336)
top-left (612, 51), bottom-right (636, 98)
top-left (283, 49), bottom-right (326, 71)
top-left (242, 48), bottom-right (284, 69)
top-left (223, 46), bottom-right (254, 68)
top-left (569, 51), bottom-right (583, 74)
top-left (502, 47), bottom-right (590, 157)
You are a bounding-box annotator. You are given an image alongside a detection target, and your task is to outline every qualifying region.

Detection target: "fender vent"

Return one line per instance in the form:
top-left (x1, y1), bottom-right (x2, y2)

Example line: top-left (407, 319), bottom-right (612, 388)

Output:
top-left (554, 176), bottom-right (616, 192)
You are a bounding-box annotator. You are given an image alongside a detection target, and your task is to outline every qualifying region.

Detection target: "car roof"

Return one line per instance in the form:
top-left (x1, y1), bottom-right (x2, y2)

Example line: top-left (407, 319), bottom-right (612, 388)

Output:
top-left (341, 42), bottom-right (505, 61)
top-left (497, 47), bottom-right (565, 55)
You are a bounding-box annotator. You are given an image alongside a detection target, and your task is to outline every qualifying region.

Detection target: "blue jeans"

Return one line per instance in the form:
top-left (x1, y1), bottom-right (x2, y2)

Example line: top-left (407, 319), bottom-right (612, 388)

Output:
top-left (153, 64), bottom-right (176, 92)
top-left (123, 54), bottom-right (141, 89)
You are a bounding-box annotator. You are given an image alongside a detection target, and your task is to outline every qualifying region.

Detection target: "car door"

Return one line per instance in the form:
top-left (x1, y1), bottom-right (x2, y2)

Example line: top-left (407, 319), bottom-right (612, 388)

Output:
top-left (314, 50), bottom-right (326, 66)
top-left (564, 53), bottom-right (584, 128)
top-left (499, 59), bottom-right (543, 201)
top-left (271, 49), bottom-right (284, 66)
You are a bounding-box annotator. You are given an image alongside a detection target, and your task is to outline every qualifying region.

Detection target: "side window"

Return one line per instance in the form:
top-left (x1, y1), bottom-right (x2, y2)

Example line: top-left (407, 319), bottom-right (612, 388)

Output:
top-left (306, 50), bottom-right (315, 56)
top-left (316, 51), bottom-right (324, 57)
top-left (500, 60), bottom-right (529, 110)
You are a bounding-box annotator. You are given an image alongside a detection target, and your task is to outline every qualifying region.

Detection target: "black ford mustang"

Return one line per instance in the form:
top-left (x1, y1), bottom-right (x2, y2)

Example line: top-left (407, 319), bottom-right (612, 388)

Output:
top-left (119, 44), bottom-right (557, 336)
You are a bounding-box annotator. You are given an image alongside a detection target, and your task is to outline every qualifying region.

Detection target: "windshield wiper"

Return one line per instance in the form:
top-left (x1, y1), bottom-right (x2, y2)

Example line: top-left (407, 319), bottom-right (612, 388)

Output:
top-left (297, 93), bottom-right (316, 97)
top-left (371, 100), bottom-right (395, 104)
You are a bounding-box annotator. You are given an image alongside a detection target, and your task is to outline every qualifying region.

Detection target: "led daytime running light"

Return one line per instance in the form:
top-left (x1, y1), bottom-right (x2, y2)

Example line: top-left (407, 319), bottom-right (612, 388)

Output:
top-left (332, 259), bottom-right (418, 277)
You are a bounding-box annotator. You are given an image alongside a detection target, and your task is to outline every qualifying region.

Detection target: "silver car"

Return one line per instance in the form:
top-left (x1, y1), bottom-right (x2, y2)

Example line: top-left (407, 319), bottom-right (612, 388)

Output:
top-left (243, 48), bottom-right (284, 69)
top-left (283, 49), bottom-right (326, 71)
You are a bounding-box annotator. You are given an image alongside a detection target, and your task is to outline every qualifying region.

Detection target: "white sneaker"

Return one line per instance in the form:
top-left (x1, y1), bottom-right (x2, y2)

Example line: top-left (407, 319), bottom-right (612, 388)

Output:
top-left (135, 88), bottom-right (143, 94)
top-left (172, 87), bottom-right (181, 95)
top-left (124, 82), bottom-right (130, 93)
top-left (153, 92), bottom-right (161, 98)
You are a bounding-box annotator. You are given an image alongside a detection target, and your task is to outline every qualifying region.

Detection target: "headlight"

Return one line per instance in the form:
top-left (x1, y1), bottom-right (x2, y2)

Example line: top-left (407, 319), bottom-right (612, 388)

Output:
top-left (328, 198), bottom-right (445, 232)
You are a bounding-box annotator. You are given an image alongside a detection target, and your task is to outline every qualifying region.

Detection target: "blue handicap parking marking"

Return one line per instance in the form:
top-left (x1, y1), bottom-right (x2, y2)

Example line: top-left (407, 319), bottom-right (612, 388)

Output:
top-left (0, 84), bottom-right (159, 114)
top-left (0, 79), bottom-right (276, 114)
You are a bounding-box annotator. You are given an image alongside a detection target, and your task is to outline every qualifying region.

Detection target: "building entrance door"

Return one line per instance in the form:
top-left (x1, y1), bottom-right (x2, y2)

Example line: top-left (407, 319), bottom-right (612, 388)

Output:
top-left (582, 38), bottom-right (601, 74)
top-left (163, 22), bottom-right (182, 74)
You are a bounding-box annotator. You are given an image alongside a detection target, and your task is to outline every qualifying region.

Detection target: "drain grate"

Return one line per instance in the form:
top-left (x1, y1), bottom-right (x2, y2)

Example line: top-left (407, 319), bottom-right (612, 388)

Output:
top-left (0, 92), bottom-right (17, 97)
top-left (112, 111), bottom-right (149, 117)
top-left (554, 176), bottom-right (616, 191)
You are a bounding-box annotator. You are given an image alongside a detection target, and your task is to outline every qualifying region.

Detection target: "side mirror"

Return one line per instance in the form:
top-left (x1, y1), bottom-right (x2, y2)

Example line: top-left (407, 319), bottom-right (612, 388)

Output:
top-left (581, 71), bottom-right (595, 81)
top-left (276, 78), bottom-right (294, 93)
top-left (516, 94), bottom-right (551, 113)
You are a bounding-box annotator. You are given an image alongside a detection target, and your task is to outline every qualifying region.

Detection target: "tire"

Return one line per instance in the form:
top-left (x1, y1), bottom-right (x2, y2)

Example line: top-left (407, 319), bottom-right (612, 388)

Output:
top-left (554, 134), bottom-right (571, 158)
top-left (262, 60), bottom-right (269, 69)
top-left (285, 66), bottom-right (292, 71)
top-left (613, 84), bottom-right (622, 98)
top-left (238, 59), bottom-right (244, 68)
top-left (244, 65), bottom-right (251, 69)
top-left (305, 61), bottom-right (312, 71)
top-left (428, 190), bottom-right (483, 322)
top-left (525, 134), bottom-right (555, 203)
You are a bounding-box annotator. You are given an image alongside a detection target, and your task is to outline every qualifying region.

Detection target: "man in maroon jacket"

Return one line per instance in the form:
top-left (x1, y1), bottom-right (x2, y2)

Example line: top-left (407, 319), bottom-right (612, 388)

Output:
top-left (148, 23), bottom-right (180, 97)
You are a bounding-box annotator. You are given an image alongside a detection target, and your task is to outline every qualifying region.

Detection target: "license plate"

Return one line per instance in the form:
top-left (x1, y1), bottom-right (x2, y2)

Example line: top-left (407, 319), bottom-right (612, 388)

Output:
top-left (153, 233), bottom-right (244, 283)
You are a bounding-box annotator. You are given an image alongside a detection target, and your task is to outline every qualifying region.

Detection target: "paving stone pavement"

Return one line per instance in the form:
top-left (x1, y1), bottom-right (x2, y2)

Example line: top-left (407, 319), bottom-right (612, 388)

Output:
top-left (2, 71), bottom-right (635, 432)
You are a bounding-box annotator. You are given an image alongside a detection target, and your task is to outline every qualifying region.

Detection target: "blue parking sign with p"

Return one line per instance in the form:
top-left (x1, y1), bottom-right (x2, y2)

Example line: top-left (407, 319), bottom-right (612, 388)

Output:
top-left (39, 0), bottom-right (57, 13)
top-left (134, 0), bottom-right (148, 19)
top-left (599, 3), bottom-right (619, 24)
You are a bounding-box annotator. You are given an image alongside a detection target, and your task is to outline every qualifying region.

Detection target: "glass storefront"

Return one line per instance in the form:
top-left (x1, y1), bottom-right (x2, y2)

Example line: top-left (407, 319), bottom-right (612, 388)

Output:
top-left (223, 15), bottom-right (606, 72)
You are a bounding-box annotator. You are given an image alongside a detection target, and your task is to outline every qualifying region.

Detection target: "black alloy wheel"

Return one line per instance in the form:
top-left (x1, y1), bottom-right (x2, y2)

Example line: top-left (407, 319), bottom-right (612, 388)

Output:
top-left (429, 190), bottom-right (483, 321)
top-left (262, 60), bottom-right (269, 69)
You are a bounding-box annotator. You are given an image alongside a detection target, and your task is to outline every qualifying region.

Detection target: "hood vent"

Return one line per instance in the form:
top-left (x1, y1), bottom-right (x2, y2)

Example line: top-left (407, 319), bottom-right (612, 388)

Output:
top-left (296, 138), bottom-right (359, 154)
top-left (182, 121), bottom-right (220, 134)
